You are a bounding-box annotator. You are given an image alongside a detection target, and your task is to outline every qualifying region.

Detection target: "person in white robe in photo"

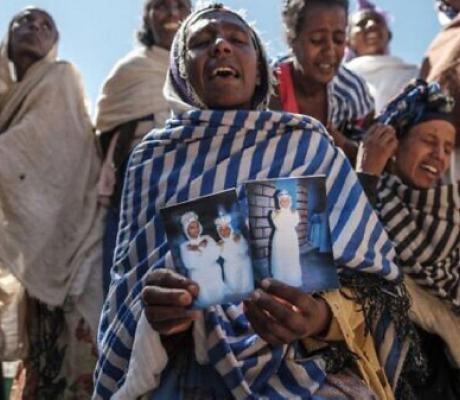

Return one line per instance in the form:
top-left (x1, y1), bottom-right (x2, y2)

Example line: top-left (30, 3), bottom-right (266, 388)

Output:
top-left (269, 190), bottom-right (302, 287)
top-left (215, 215), bottom-right (253, 295)
top-left (179, 211), bottom-right (225, 306)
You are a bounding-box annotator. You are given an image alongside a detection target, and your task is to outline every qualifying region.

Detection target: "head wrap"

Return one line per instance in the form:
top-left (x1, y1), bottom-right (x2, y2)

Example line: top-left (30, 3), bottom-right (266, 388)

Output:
top-left (1, 7), bottom-right (59, 90)
top-left (163, 2), bottom-right (273, 114)
top-left (376, 79), bottom-right (455, 138)
top-left (214, 214), bottom-right (231, 228)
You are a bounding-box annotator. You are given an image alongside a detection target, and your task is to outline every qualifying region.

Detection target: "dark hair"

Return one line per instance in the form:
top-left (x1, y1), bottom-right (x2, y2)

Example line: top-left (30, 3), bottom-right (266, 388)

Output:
top-left (282, 0), bottom-right (349, 45)
top-left (137, 0), bottom-right (156, 47)
top-left (136, 0), bottom-right (192, 48)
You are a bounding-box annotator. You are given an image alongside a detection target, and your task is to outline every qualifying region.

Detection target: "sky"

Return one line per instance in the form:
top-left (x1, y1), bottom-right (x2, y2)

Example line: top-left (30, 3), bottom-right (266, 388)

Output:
top-left (1, 0), bottom-right (443, 112)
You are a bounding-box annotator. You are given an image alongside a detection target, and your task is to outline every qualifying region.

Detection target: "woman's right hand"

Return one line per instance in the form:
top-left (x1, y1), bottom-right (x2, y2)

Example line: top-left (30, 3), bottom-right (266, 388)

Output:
top-left (357, 123), bottom-right (398, 176)
top-left (142, 269), bottom-right (200, 336)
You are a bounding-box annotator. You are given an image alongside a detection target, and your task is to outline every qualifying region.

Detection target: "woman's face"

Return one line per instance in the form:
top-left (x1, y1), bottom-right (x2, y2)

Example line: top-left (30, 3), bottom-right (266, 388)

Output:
top-left (218, 225), bottom-right (231, 239)
top-left (9, 9), bottom-right (58, 64)
top-left (279, 196), bottom-right (291, 209)
top-left (146, 0), bottom-right (191, 50)
top-left (291, 4), bottom-right (347, 85)
top-left (186, 11), bottom-right (259, 109)
top-left (348, 10), bottom-right (390, 56)
top-left (394, 120), bottom-right (456, 189)
top-left (187, 221), bottom-right (200, 239)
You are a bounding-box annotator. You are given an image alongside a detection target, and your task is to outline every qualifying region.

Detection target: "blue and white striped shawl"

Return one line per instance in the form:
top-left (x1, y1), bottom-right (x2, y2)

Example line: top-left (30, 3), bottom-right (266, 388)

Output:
top-left (327, 65), bottom-right (375, 129)
top-left (94, 110), bottom-right (403, 399)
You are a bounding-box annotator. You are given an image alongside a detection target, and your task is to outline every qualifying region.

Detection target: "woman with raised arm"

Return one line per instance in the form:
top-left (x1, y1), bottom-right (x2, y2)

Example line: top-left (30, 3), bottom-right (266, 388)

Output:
top-left (0, 7), bottom-right (104, 399)
top-left (358, 80), bottom-right (460, 398)
top-left (95, 0), bottom-right (192, 296)
top-left (270, 0), bottom-right (375, 161)
top-left (94, 4), bottom-right (421, 399)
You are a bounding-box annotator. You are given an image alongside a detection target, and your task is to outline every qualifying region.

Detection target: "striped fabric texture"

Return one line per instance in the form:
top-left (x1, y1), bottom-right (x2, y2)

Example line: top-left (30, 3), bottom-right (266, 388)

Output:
top-left (327, 65), bottom-right (375, 129)
top-left (93, 109), bottom-right (405, 399)
top-left (377, 173), bottom-right (460, 312)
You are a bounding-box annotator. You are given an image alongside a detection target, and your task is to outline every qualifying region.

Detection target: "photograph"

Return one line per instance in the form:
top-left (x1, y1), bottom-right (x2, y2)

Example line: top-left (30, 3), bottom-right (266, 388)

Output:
top-left (245, 176), bottom-right (339, 293)
top-left (160, 190), bottom-right (254, 308)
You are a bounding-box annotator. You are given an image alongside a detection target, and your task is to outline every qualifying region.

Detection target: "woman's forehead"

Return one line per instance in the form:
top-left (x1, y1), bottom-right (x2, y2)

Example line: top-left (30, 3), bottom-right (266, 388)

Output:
top-left (187, 11), bottom-right (251, 36)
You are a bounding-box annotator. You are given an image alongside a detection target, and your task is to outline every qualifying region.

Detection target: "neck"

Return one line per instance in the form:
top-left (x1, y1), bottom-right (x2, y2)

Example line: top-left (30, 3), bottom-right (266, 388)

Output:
top-left (291, 64), bottom-right (326, 97)
top-left (13, 55), bottom-right (40, 81)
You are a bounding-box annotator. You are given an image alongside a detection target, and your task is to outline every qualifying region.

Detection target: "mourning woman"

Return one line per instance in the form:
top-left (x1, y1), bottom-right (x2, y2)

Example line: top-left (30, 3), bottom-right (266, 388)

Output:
top-left (95, 0), bottom-right (192, 295)
top-left (0, 7), bottom-right (104, 399)
top-left (270, 0), bottom-right (374, 160)
top-left (358, 80), bottom-right (460, 398)
top-left (94, 4), bottom-right (420, 399)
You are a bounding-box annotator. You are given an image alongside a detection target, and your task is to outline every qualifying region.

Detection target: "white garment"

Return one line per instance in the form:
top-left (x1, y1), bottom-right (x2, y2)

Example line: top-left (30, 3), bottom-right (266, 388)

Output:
top-left (270, 209), bottom-right (302, 287)
top-left (180, 235), bottom-right (226, 307)
top-left (346, 55), bottom-right (419, 114)
top-left (219, 234), bottom-right (253, 294)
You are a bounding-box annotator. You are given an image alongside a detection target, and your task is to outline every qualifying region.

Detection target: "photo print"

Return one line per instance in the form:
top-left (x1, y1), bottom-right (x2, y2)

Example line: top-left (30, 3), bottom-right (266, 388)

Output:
top-left (245, 176), bottom-right (339, 293)
top-left (160, 190), bottom-right (254, 308)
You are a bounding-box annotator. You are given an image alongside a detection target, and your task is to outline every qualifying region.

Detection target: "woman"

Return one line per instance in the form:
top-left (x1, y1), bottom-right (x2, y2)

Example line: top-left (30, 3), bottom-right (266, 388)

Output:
top-left (215, 215), bottom-right (253, 295)
top-left (345, 0), bottom-right (418, 114)
top-left (0, 7), bottom-right (104, 399)
top-left (270, 0), bottom-right (375, 160)
top-left (270, 190), bottom-right (302, 287)
top-left (179, 212), bottom-right (224, 307)
top-left (95, 0), bottom-right (192, 295)
top-left (420, 0), bottom-right (460, 182)
top-left (94, 4), bottom-right (420, 399)
top-left (358, 80), bottom-right (460, 398)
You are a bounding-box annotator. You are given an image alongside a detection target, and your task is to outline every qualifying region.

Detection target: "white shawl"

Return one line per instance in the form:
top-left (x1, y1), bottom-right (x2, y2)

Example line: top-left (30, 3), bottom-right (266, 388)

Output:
top-left (346, 55), bottom-right (419, 114)
top-left (0, 58), bottom-right (104, 334)
top-left (95, 45), bottom-right (171, 134)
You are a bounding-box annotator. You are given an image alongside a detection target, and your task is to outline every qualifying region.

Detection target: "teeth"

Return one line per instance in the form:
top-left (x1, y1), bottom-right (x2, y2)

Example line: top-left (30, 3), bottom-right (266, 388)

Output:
top-left (163, 22), bottom-right (179, 31)
top-left (319, 63), bottom-right (333, 70)
top-left (212, 67), bottom-right (237, 77)
top-left (421, 164), bottom-right (438, 174)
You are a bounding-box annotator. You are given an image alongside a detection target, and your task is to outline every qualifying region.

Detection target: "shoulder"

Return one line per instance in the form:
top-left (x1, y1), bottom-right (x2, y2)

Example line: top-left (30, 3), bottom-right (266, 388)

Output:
top-left (335, 65), bottom-right (370, 92)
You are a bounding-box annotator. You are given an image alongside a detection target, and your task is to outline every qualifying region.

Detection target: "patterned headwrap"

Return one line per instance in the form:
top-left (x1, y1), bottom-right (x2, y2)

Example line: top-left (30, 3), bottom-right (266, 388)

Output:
top-left (164, 2), bottom-right (273, 114)
top-left (376, 79), bottom-right (455, 138)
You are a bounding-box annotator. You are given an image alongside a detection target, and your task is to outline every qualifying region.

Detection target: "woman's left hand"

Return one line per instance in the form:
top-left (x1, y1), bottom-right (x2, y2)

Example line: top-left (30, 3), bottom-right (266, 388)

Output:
top-left (244, 279), bottom-right (332, 346)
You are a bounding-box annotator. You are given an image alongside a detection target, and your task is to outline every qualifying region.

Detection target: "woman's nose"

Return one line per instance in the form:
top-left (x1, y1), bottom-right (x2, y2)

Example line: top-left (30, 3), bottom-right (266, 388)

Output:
top-left (213, 37), bottom-right (232, 55)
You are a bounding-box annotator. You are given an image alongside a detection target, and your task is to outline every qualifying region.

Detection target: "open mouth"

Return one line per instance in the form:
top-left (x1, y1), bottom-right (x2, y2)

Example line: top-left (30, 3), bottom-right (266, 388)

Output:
top-left (210, 66), bottom-right (241, 79)
top-left (163, 21), bottom-right (180, 31)
top-left (317, 63), bottom-right (335, 73)
top-left (420, 163), bottom-right (439, 176)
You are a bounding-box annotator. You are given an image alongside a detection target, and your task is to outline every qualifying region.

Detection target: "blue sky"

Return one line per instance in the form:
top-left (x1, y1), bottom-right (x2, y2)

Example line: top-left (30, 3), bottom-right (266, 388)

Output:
top-left (1, 1), bottom-right (442, 111)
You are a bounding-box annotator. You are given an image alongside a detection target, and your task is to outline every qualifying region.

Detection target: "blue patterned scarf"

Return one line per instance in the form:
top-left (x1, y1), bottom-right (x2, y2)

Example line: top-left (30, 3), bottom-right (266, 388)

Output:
top-left (93, 4), bottom-right (409, 399)
top-left (93, 109), bottom-right (412, 399)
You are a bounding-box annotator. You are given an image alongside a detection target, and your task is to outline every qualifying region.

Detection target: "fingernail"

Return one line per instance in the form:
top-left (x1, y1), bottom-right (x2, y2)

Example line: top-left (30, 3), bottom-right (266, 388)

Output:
top-left (260, 279), bottom-right (270, 289)
top-left (179, 293), bottom-right (190, 304)
top-left (251, 289), bottom-right (262, 300)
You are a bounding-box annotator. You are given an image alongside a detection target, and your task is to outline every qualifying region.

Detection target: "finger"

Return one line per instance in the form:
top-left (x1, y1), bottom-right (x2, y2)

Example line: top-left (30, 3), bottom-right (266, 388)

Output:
top-left (144, 305), bottom-right (200, 322)
top-left (146, 269), bottom-right (199, 297)
top-left (252, 290), bottom-right (309, 337)
top-left (260, 279), bottom-right (317, 313)
top-left (142, 285), bottom-right (195, 307)
top-left (244, 300), bottom-right (285, 346)
top-left (151, 317), bottom-right (195, 336)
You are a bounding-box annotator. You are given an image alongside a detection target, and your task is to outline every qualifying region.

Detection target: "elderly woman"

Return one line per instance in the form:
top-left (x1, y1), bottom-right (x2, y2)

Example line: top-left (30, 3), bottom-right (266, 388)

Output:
top-left (0, 7), bottom-right (104, 399)
top-left (95, 0), bottom-right (192, 295)
top-left (358, 80), bottom-right (460, 398)
top-left (93, 4), bottom-right (421, 399)
top-left (345, 0), bottom-right (418, 114)
top-left (270, 0), bottom-right (374, 160)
